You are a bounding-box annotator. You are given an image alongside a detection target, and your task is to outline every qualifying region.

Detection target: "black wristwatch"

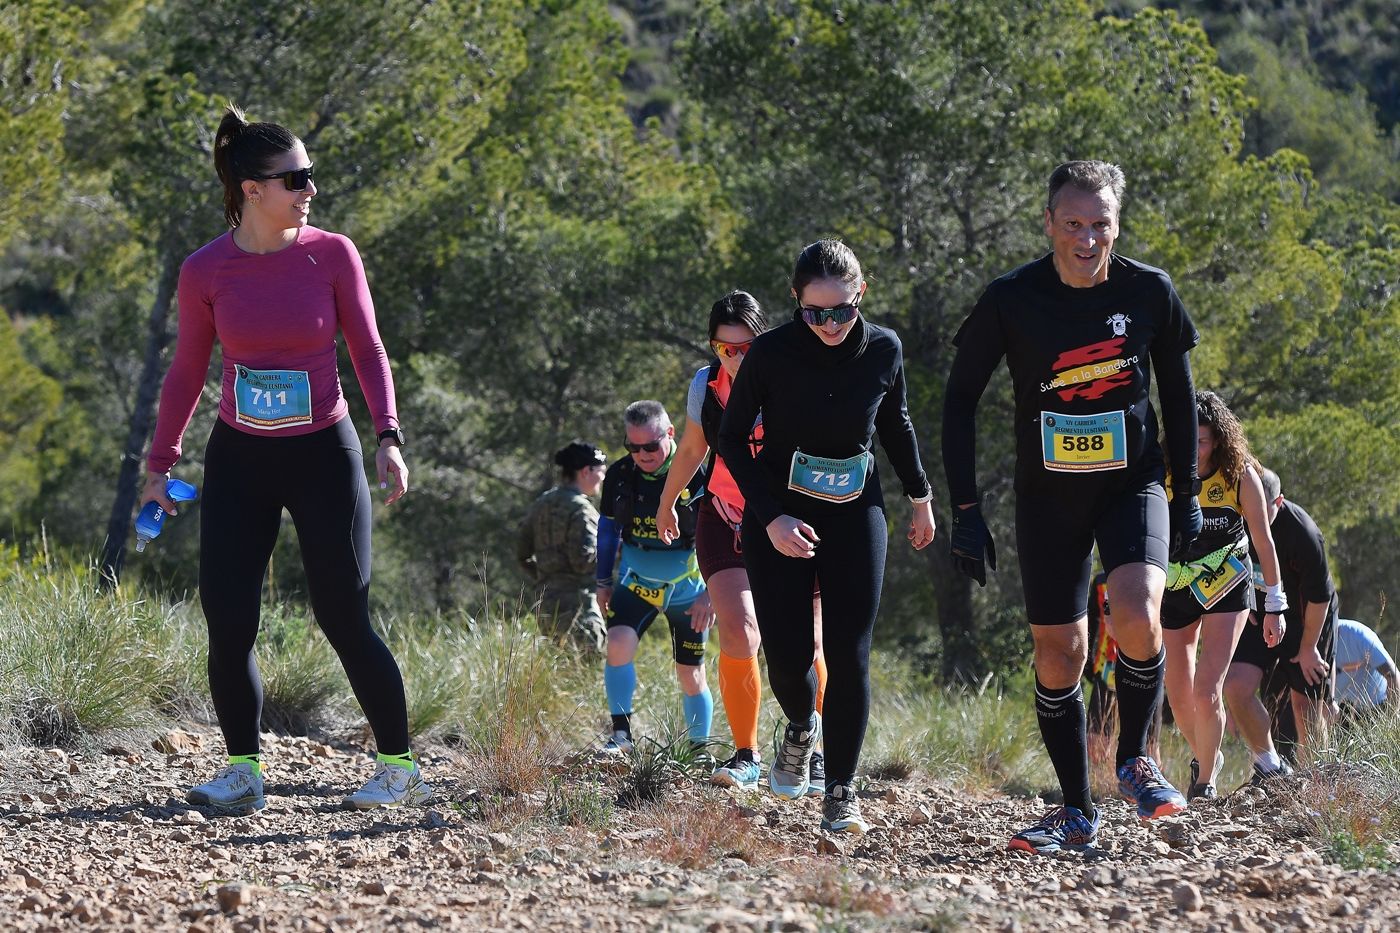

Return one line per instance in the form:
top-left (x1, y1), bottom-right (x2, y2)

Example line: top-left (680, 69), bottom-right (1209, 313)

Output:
top-left (377, 427), bottom-right (406, 447)
top-left (1173, 478), bottom-right (1202, 497)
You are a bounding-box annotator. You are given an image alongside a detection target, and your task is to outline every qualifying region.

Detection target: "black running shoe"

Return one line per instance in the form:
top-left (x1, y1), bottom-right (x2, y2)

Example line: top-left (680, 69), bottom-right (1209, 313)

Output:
top-left (1187, 782), bottom-right (1217, 801)
top-left (1250, 758), bottom-right (1294, 784)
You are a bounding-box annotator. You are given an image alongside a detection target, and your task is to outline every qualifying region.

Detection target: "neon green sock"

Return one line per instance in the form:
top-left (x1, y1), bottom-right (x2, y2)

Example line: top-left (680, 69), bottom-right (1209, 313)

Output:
top-left (376, 751), bottom-right (415, 770)
top-left (228, 753), bottom-right (262, 777)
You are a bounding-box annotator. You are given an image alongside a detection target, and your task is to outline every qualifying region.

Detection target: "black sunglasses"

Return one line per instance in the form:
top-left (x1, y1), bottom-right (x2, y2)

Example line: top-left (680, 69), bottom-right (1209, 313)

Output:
top-left (797, 296), bottom-right (861, 326)
top-left (252, 165), bottom-right (314, 191)
top-left (623, 439), bottom-right (665, 454)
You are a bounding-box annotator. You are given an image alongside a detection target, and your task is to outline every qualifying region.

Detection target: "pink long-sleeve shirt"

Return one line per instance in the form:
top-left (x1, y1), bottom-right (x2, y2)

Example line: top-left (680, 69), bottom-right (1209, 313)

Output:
top-left (147, 226), bottom-right (399, 474)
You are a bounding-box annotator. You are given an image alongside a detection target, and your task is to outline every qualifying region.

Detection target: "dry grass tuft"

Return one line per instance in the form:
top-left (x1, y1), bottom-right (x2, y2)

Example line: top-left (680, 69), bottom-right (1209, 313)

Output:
top-left (796, 866), bottom-right (899, 916)
top-left (629, 793), bottom-right (789, 869)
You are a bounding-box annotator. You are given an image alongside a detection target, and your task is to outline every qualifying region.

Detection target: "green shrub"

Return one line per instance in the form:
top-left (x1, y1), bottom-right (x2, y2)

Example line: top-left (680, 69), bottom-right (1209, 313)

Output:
top-left (0, 570), bottom-right (177, 745)
top-left (1301, 706), bottom-right (1400, 866)
top-left (255, 605), bottom-right (344, 735)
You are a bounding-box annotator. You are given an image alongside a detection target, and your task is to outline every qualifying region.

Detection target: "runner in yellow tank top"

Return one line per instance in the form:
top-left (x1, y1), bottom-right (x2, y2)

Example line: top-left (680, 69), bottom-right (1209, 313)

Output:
top-left (1161, 391), bottom-right (1287, 799)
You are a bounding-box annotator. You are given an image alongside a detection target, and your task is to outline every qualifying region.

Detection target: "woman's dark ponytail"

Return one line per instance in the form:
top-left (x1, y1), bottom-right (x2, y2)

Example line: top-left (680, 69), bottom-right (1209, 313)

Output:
top-left (212, 103), bottom-right (298, 228)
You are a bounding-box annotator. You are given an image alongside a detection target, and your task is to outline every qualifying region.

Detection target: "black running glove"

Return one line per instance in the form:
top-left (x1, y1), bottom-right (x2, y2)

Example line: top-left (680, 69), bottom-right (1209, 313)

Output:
top-left (1168, 494), bottom-right (1203, 562)
top-left (950, 504), bottom-right (997, 587)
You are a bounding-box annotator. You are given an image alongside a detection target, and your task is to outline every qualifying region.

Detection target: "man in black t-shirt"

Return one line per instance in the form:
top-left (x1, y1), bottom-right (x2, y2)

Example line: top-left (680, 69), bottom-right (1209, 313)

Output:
top-left (943, 160), bottom-right (1203, 855)
top-left (1224, 467), bottom-right (1337, 777)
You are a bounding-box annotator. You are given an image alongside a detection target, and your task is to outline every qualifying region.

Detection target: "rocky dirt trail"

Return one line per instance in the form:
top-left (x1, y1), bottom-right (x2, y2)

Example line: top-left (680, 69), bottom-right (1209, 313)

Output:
top-left (1, 724), bottom-right (1395, 932)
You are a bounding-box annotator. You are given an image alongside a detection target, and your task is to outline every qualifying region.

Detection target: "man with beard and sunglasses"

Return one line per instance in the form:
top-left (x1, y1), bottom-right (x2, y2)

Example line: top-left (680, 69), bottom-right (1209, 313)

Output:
top-left (942, 160), bottom-right (1202, 854)
top-left (595, 401), bottom-right (714, 756)
top-left (142, 105), bottom-right (427, 815)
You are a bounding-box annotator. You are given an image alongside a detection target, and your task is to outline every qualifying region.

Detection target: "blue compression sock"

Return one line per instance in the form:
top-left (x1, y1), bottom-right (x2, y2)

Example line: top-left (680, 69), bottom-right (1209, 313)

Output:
top-left (683, 688), bottom-right (713, 744)
top-left (604, 662), bottom-right (637, 716)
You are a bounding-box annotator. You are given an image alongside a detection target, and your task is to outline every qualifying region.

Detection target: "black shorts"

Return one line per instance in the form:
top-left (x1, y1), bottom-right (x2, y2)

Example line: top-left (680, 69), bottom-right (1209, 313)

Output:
top-left (696, 497), bottom-right (746, 581)
top-left (1233, 596), bottom-right (1337, 700)
top-left (606, 582), bottom-right (707, 666)
top-left (1160, 573), bottom-right (1255, 630)
top-left (1017, 468), bottom-right (1169, 626)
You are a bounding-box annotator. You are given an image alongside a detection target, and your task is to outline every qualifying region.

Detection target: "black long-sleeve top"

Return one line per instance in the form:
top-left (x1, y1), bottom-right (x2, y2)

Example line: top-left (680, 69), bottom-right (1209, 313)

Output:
top-left (942, 253), bottom-right (1199, 504)
top-left (717, 313), bottom-right (932, 528)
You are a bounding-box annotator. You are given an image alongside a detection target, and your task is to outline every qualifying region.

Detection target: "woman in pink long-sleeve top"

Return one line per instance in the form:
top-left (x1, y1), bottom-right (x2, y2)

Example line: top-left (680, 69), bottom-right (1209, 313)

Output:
top-left (141, 105), bottom-right (428, 815)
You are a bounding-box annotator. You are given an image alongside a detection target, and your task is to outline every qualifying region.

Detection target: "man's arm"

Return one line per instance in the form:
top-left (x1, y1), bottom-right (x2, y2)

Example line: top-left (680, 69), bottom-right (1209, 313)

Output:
top-left (1292, 599), bottom-right (1331, 686)
top-left (1380, 664), bottom-right (1399, 708)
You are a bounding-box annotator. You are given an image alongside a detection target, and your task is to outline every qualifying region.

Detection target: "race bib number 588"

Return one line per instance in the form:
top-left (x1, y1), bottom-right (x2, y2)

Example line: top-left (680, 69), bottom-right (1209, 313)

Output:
top-left (1041, 411), bottom-right (1127, 473)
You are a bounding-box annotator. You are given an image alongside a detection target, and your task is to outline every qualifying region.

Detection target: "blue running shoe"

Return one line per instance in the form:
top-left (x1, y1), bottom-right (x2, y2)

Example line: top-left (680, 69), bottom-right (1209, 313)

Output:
top-left (1117, 756), bottom-right (1187, 820)
top-left (1008, 805), bottom-right (1100, 855)
top-left (805, 751), bottom-right (826, 798)
top-left (710, 749), bottom-right (761, 789)
top-left (769, 715), bottom-right (821, 800)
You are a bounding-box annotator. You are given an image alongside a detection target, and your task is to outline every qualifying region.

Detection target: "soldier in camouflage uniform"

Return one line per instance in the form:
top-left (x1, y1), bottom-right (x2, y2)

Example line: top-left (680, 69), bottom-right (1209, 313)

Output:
top-left (517, 441), bottom-right (609, 653)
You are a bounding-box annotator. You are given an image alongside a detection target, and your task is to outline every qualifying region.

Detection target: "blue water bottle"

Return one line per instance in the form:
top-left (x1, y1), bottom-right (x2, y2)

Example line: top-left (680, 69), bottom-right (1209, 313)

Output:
top-left (134, 478), bottom-right (199, 552)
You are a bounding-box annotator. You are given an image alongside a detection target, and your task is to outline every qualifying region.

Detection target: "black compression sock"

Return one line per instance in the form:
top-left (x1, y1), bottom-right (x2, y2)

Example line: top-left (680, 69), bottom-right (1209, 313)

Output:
top-left (1035, 679), bottom-right (1092, 817)
top-left (1115, 647), bottom-right (1164, 767)
top-left (610, 713), bottom-right (631, 736)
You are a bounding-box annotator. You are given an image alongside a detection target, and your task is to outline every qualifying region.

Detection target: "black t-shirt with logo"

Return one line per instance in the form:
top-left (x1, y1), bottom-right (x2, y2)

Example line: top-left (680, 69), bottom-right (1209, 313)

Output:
top-left (1247, 498), bottom-right (1338, 630)
top-left (943, 253), bottom-right (1200, 502)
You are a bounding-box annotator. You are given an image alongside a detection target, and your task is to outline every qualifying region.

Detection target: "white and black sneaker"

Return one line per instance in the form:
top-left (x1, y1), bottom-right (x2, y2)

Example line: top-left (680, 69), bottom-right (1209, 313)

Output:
top-left (186, 763), bottom-right (265, 816)
top-left (821, 784), bottom-right (868, 834)
top-left (596, 730), bottom-right (635, 758)
top-left (769, 714), bottom-right (821, 800)
top-left (343, 762), bottom-right (432, 810)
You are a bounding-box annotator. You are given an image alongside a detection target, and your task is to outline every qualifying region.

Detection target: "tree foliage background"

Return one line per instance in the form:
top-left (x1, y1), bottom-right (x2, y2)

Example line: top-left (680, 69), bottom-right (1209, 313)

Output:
top-left (3, 0), bottom-right (1396, 678)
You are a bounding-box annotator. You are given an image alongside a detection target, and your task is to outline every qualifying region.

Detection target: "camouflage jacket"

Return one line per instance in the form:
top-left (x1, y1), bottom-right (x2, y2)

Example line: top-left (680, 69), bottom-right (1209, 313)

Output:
top-left (516, 485), bottom-right (599, 585)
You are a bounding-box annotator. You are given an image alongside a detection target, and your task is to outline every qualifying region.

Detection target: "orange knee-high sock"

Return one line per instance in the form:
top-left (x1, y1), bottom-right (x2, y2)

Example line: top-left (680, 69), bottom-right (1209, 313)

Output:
top-left (813, 651), bottom-right (828, 717)
top-left (717, 650), bottom-right (762, 752)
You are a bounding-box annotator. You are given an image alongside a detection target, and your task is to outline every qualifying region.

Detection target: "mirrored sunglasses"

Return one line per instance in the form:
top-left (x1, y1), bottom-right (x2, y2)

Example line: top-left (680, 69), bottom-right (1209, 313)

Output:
top-left (710, 338), bottom-right (754, 359)
top-left (797, 298), bottom-right (860, 326)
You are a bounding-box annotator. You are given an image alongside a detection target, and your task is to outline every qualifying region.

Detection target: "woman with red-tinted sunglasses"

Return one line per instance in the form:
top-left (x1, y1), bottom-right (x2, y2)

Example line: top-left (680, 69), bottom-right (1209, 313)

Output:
top-left (658, 291), bottom-right (828, 794)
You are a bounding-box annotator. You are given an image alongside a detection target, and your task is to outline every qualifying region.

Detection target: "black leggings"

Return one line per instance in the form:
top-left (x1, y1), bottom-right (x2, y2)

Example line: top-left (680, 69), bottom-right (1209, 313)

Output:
top-left (199, 417), bottom-right (410, 756)
top-left (742, 503), bottom-right (887, 789)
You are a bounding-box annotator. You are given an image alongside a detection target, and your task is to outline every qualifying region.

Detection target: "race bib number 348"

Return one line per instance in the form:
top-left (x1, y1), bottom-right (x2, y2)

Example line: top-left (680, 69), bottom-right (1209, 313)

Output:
top-left (234, 366), bottom-right (312, 430)
top-left (1041, 411), bottom-right (1127, 473)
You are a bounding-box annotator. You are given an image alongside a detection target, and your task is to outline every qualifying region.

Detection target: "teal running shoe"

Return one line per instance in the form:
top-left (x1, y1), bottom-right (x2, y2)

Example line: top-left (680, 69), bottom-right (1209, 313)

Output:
top-left (769, 715), bottom-right (821, 800)
top-left (1008, 805), bottom-right (1100, 855)
top-left (710, 749), bottom-right (761, 789)
top-left (1118, 756), bottom-right (1187, 819)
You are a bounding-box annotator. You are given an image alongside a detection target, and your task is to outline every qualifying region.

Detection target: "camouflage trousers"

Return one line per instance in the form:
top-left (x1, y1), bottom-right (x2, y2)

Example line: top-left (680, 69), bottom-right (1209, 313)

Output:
top-left (535, 585), bottom-right (605, 654)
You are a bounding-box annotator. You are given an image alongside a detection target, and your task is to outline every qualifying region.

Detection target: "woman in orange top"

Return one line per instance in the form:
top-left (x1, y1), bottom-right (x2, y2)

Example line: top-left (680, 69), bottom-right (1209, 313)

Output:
top-left (657, 291), bottom-right (825, 791)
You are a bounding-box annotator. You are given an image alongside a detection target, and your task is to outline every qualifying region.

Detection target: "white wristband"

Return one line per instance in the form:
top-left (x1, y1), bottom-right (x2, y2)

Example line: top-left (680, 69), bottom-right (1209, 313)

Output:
top-left (1264, 582), bottom-right (1288, 614)
top-left (908, 489), bottom-right (934, 504)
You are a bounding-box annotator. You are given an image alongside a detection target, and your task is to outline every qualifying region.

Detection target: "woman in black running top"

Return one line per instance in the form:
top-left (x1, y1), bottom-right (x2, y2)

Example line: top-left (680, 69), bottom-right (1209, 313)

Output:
top-left (718, 239), bottom-right (936, 835)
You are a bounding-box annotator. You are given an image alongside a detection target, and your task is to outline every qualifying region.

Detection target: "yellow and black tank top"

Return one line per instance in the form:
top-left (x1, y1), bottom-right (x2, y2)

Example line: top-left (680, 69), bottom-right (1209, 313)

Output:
top-left (1167, 469), bottom-right (1246, 564)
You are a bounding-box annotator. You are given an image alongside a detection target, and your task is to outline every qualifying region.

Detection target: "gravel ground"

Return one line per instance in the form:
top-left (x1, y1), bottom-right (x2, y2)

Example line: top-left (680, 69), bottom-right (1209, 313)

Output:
top-left (1, 724), bottom-right (1396, 931)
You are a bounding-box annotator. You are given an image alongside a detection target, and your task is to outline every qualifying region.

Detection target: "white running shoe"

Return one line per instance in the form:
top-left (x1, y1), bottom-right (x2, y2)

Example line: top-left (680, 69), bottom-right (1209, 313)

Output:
top-left (186, 763), bottom-right (265, 815)
top-left (596, 730), bottom-right (635, 758)
top-left (343, 763), bottom-right (433, 810)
